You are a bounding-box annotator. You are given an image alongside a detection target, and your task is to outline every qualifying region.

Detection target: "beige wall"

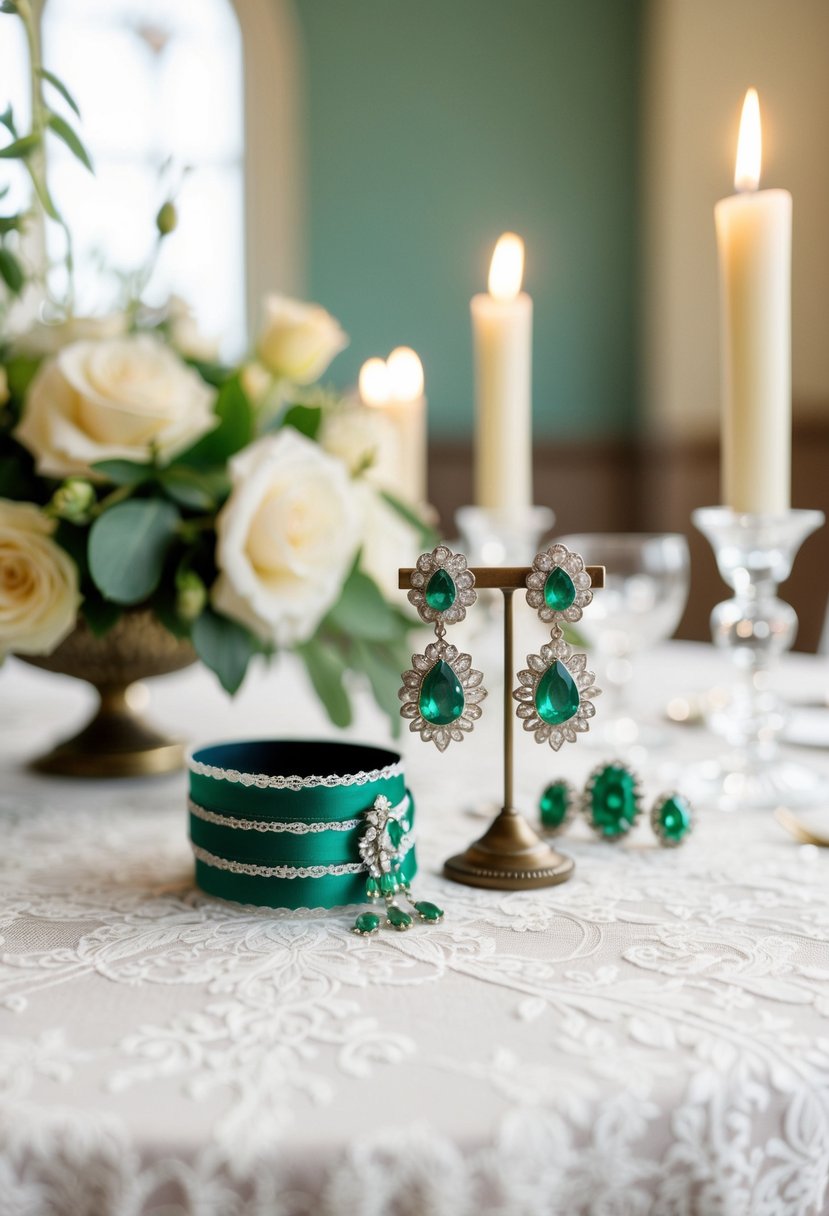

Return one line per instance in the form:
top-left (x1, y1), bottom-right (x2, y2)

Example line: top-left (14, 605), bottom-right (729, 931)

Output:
top-left (642, 0), bottom-right (829, 439)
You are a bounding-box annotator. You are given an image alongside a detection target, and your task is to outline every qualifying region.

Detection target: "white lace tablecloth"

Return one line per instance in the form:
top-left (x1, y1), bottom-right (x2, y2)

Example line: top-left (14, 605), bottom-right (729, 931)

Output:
top-left (1, 641), bottom-right (829, 1216)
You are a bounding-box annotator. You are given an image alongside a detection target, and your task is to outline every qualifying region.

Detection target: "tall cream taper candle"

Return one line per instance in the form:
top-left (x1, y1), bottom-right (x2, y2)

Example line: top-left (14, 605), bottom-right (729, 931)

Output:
top-left (471, 233), bottom-right (533, 514)
top-left (715, 88), bottom-right (792, 514)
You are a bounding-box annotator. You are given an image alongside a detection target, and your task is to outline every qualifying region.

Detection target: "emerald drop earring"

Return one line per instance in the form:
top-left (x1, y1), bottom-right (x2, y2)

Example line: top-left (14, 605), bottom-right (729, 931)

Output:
top-left (513, 543), bottom-right (601, 750)
top-left (399, 545), bottom-right (487, 751)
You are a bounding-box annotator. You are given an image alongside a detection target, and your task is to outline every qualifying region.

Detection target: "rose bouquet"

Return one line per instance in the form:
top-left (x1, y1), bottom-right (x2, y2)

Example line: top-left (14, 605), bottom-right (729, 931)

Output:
top-left (0, 5), bottom-right (430, 732)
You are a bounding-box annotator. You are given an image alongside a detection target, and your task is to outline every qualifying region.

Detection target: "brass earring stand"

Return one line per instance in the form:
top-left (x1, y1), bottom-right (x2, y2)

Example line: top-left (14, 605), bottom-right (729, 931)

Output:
top-left (399, 564), bottom-right (604, 890)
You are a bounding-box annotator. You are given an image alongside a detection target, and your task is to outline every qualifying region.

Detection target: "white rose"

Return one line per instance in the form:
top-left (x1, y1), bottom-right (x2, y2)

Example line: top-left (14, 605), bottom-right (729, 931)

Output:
top-left (12, 313), bottom-right (128, 358)
top-left (0, 499), bottom-right (81, 657)
top-left (212, 430), bottom-right (360, 646)
top-left (319, 404), bottom-right (400, 482)
top-left (356, 484), bottom-right (422, 603)
top-left (256, 295), bottom-right (348, 384)
top-left (15, 334), bottom-right (217, 479)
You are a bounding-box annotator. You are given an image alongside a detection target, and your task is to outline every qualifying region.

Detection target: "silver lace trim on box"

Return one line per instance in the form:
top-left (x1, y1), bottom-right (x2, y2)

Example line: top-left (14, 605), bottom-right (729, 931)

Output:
top-left (188, 755), bottom-right (404, 790)
top-left (190, 831), bottom-right (415, 880)
top-left (187, 793), bottom-right (410, 835)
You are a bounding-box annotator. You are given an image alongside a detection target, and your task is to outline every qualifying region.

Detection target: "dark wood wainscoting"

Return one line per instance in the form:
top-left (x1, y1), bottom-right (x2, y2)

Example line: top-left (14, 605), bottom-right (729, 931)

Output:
top-left (428, 423), bottom-right (829, 653)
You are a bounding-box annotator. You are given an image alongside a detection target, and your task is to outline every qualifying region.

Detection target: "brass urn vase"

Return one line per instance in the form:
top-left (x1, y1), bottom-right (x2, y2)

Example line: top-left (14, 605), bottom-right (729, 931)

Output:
top-left (23, 610), bottom-right (196, 778)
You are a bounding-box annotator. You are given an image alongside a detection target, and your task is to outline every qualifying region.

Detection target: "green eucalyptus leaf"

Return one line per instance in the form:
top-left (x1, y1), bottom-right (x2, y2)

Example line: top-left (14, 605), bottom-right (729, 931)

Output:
top-left (281, 404), bottom-right (322, 441)
top-left (88, 498), bottom-right (180, 604)
top-left (0, 132), bottom-right (39, 159)
top-left (46, 112), bottom-right (94, 172)
top-left (5, 354), bottom-right (41, 399)
top-left (177, 375), bottom-right (252, 466)
top-left (37, 68), bottom-right (81, 118)
top-left (0, 246), bottom-right (23, 294)
top-left (30, 171), bottom-right (59, 220)
top-left (379, 490), bottom-right (438, 548)
top-left (325, 566), bottom-right (404, 643)
top-left (298, 639), bottom-right (352, 729)
top-left (157, 464), bottom-right (223, 511)
top-left (352, 640), bottom-right (403, 738)
top-left (191, 608), bottom-right (257, 695)
top-left (91, 458), bottom-right (154, 487)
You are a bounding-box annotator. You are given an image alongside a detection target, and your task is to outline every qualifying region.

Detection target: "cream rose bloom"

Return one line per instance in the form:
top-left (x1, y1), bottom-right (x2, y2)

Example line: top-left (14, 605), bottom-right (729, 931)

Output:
top-left (0, 499), bottom-right (81, 657)
top-left (212, 430), bottom-right (360, 646)
top-left (15, 334), bottom-right (217, 478)
top-left (256, 295), bottom-right (348, 384)
top-left (319, 404), bottom-right (400, 483)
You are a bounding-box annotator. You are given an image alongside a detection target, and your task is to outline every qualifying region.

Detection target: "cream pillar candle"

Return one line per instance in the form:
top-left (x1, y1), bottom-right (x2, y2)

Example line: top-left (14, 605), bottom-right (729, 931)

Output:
top-left (715, 88), bottom-right (792, 514)
top-left (471, 233), bottom-right (533, 513)
top-left (359, 349), bottom-right (427, 504)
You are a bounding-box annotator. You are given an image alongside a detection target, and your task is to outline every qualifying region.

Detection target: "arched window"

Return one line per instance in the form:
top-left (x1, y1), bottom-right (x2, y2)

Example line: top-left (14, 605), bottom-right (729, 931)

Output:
top-left (40, 0), bottom-right (246, 355)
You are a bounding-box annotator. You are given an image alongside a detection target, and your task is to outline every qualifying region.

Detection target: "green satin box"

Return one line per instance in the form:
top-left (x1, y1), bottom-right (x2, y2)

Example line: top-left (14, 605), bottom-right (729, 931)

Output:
top-left (187, 740), bottom-right (416, 909)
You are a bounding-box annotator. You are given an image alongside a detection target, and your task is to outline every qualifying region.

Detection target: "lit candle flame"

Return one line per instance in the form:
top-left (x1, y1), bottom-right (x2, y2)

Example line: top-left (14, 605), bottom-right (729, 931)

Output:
top-left (387, 346), bottom-right (424, 401)
top-left (488, 232), bottom-right (524, 302)
top-left (358, 357), bottom-right (390, 406)
top-left (735, 87), bottom-right (762, 192)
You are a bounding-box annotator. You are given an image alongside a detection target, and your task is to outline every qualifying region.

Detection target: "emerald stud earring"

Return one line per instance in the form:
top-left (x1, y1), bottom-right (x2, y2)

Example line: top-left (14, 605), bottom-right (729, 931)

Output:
top-left (399, 546), bottom-right (487, 751)
top-left (650, 791), bottom-right (694, 846)
top-left (538, 779), bottom-right (577, 835)
top-left (583, 761), bottom-right (644, 840)
top-left (513, 543), bottom-right (601, 750)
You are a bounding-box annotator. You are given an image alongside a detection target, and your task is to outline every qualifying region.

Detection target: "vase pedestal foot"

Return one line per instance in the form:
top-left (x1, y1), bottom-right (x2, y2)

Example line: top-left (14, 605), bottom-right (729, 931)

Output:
top-left (30, 684), bottom-right (185, 778)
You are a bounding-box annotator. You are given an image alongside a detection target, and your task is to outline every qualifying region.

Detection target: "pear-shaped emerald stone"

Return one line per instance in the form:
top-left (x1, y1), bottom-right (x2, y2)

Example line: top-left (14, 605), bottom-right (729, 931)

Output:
top-left (425, 568), bottom-right (456, 611)
top-left (353, 912), bottom-right (380, 936)
top-left (544, 566), bottom-right (576, 612)
top-left (657, 795), bottom-right (692, 842)
top-left (386, 905), bottom-right (413, 931)
top-left (386, 818), bottom-right (403, 849)
top-left (414, 900), bottom-right (444, 922)
top-left (589, 765), bottom-right (638, 838)
top-left (419, 660), bottom-right (464, 725)
top-left (534, 660), bottom-right (580, 725)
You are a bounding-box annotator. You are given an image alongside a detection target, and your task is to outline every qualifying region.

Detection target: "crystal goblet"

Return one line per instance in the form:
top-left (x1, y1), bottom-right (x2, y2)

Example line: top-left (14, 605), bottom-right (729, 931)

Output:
top-left (692, 506), bottom-right (826, 809)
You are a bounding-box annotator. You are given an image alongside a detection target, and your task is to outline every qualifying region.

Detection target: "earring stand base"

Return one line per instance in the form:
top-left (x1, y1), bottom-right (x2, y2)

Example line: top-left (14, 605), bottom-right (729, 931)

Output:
top-left (444, 806), bottom-right (575, 889)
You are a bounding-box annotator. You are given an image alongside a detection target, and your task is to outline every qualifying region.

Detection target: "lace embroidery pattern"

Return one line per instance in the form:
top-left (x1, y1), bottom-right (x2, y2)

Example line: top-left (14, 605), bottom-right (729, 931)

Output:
top-left (190, 831), bottom-right (415, 878)
top-left (188, 756), bottom-right (404, 790)
top-left (187, 792), bottom-right (411, 834)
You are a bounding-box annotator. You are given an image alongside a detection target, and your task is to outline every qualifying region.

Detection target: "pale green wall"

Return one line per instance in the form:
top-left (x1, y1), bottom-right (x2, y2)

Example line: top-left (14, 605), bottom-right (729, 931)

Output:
top-left (294, 0), bottom-right (642, 439)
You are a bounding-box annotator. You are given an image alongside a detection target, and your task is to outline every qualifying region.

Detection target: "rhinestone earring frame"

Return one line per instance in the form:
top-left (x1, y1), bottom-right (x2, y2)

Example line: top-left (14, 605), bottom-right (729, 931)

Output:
top-left (399, 545), bottom-right (488, 752)
top-left (513, 543), bottom-right (601, 751)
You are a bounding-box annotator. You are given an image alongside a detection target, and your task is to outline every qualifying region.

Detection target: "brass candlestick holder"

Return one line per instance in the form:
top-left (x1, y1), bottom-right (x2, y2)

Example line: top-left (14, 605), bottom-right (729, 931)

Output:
top-left (398, 564), bottom-right (605, 890)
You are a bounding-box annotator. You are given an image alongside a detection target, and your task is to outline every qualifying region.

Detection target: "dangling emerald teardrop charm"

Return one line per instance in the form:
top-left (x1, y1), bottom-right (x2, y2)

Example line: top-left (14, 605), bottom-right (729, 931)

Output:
top-left (418, 660), bottom-right (465, 725)
top-left (414, 901), bottom-right (444, 923)
top-left (353, 912), bottom-right (381, 936)
top-left (544, 566), bottom-right (576, 612)
top-left (535, 660), bottom-right (580, 725)
top-left (425, 568), bottom-right (457, 611)
top-left (386, 905), bottom-right (413, 931)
